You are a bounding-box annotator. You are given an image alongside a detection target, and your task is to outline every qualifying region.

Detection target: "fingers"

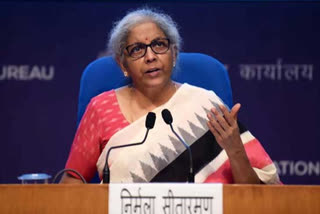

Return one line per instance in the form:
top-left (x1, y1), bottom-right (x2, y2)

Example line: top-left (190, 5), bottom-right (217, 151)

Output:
top-left (210, 107), bottom-right (230, 131)
top-left (207, 103), bottom-right (241, 132)
top-left (207, 103), bottom-right (242, 152)
top-left (207, 103), bottom-right (241, 133)
top-left (207, 109), bottom-right (229, 150)
top-left (230, 103), bottom-right (241, 120)
top-left (207, 120), bottom-right (222, 142)
top-left (207, 112), bottom-right (225, 136)
top-left (218, 105), bottom-right (232, 126)
top-left (218, 103), bottom-right (241, 125)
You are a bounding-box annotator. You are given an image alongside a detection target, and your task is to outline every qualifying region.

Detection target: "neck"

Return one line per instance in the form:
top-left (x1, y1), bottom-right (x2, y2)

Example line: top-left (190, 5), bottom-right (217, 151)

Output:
top-left (131, 81), bottom-right (177, 110)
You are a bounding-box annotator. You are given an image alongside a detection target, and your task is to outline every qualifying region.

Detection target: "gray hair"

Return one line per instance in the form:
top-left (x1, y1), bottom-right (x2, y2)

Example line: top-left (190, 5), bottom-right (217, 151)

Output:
top-left (107, 8), bottom-right (182, 61)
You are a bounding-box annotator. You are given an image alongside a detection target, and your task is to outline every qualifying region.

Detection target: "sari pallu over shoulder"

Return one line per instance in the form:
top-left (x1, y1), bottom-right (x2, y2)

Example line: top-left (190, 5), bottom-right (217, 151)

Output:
top-left (96, 84), bottom-right (281, 184)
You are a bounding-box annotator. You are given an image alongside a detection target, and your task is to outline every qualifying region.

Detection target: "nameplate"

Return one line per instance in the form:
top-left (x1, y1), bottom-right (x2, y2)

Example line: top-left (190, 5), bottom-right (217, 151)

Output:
top-left (109, 183), bottom-right (222, 214)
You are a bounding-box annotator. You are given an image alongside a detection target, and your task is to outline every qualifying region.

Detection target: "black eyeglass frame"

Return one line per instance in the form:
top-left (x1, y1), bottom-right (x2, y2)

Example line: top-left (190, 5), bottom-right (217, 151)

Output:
top-left (124, 38), bottom-right (171, 59)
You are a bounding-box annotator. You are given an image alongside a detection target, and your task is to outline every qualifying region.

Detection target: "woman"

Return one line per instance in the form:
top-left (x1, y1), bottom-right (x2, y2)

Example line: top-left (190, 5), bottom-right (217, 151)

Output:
top-left (61, 8), bottom-right (280, 184)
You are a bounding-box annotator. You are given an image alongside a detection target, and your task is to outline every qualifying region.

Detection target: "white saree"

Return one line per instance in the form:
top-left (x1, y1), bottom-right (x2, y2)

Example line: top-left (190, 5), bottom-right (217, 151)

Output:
top-left (96, 83), bottom-right (280, 184)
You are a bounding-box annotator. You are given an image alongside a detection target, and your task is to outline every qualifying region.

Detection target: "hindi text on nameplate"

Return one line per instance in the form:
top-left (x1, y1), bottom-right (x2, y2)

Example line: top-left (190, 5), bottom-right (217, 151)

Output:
top-left (109, 183), bottom-right (223, 214)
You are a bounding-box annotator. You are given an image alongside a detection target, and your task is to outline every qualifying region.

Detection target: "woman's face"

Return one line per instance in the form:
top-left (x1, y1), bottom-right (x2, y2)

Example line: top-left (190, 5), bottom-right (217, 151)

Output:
top-left (119, 21), bottom-right (176, 90)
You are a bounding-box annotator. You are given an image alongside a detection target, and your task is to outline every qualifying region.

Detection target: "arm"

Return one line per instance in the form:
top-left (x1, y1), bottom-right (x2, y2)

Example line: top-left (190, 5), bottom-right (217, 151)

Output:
top-left (225, 144), bottom-right (261, 184)
top-left (207, 104), bottom-right (261, 184)
top-left (61, 100), bottom-right (102, 184)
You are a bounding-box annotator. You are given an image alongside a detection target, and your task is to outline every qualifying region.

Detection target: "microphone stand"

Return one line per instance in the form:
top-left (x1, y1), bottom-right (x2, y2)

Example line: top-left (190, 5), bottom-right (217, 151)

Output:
top-left (102, 128), bottom-right (150, 183)
top-left (168, 124), bottom-right (194, 183)
top-left (102, 112), bottom-right (156, 183)
top-left (162, 109), bottom-right (194, 183)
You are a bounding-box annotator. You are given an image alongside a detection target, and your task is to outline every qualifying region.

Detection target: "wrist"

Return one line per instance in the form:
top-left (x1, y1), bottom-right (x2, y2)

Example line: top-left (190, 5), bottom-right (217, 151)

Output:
top-left (225, 145), bottom-right (246, 159)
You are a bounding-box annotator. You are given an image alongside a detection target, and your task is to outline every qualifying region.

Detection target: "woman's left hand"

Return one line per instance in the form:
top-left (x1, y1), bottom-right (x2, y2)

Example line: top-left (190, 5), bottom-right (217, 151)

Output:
top-left (207, 103), bottom-right (261, 184)
top-left (207, 103), bottom-right (244, 156)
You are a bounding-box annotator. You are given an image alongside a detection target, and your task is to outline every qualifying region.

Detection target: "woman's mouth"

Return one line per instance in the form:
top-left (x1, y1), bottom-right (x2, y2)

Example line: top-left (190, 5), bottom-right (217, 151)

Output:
top-left (146, 68), bottom-right (160, 73)
top-left (145, 68), bottom-right (160, 77)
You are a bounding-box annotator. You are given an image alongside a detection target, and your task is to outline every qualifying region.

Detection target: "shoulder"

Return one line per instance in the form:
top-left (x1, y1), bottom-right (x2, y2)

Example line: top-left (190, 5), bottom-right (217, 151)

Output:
top-left (88, 89), bottom-right (118, 109)
top-left (87, 86), bottom-right (131, 110)
top-left (179, 83), bottom-right (224, 105)
top-left (180, 83), bottom-right (218, 96)
top-left (94, 89), bottom-right (116, 100)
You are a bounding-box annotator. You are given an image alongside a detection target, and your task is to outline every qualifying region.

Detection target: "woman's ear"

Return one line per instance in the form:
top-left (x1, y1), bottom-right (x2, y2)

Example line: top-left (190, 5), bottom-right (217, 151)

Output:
top-left (116, 57), bottom-right (129, 77)
top-left (172, 45), bottom-right (178, 66)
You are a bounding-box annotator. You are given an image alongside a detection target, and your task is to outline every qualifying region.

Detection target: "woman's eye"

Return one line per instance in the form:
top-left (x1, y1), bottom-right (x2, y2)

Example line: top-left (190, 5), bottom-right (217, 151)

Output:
top-left (154, 41), bottom-right (165, 47)
top-left (131, 46), bottom-right (142, 53)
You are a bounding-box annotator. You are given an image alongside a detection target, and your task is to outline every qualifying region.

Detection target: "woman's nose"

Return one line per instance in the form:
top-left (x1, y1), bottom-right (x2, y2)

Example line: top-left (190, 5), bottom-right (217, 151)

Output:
top-left (144, 46), bottom-right (156, 63)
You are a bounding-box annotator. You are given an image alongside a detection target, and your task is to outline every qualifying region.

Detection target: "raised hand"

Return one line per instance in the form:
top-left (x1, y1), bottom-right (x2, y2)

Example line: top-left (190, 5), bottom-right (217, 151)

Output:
top-left (206, 103), bottom-right (243, 156)
top-left (206, 103), bottom-right (261, 183)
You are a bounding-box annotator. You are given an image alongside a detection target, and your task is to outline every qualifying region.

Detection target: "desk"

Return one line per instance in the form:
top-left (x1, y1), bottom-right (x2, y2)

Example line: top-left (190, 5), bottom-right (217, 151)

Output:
top-left (0, 184), bottom-right (319, 214)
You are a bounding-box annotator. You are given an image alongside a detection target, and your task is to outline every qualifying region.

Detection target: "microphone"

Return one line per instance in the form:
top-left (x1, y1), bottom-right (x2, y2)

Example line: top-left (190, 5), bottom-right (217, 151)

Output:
top-left (161, 109), bottom-right (194, 183)
top-left (102, 112), bottom-right (156, 183)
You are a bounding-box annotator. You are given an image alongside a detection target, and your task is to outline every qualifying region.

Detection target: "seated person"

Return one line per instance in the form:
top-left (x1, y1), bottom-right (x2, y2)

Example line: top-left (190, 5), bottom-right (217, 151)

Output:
top-left (60, 8), bottom-right (280, 184)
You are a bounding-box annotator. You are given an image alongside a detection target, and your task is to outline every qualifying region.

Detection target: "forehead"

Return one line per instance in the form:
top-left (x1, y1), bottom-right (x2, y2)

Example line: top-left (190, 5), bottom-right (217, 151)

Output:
top-left (127, 21), bottom-right (166, 44)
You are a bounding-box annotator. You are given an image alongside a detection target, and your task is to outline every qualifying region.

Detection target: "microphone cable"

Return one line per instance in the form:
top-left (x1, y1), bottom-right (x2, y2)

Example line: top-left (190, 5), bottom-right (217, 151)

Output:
top-left (52, 168), bottom-right (87, 184)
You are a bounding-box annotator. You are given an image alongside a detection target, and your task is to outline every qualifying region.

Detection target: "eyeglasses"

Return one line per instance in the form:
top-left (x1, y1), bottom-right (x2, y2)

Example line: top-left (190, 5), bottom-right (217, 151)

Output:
top-left (124, 38), bottom-right (170, 59)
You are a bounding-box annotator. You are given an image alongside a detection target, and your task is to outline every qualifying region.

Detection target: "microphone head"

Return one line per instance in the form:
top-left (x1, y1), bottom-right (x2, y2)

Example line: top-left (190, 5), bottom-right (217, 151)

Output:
top-left (146, 112), bottom-right (156, 129)
top-left (161, 109), bottom-right (173, 124)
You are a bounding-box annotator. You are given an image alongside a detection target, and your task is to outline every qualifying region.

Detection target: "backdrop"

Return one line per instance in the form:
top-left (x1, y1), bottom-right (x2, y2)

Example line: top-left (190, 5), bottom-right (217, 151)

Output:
top-left (1, 1), bottom-right (319, 184)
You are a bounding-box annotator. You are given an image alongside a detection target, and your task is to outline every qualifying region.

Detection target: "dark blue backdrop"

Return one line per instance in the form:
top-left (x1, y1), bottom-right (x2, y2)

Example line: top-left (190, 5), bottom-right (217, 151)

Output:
top-left (1, 1), bottom-right (319, 184)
